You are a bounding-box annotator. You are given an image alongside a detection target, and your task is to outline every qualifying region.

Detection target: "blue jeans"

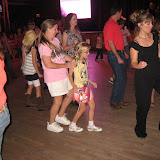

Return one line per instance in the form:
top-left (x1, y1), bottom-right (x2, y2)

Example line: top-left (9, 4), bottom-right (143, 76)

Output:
top-left (107, 51), bottom-right (127, 104)
top-left (0, 107), bottom-right (10, 160)
top-left (124, 45), bottom-right (131, 67)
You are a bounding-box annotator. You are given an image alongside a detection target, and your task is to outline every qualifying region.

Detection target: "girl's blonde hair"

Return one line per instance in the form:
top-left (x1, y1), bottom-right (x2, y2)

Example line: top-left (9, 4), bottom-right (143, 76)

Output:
top-left (74, 42), bottom-right (91, 65)
top-left (130, 10), bottom-right (154, 36)
top-left (38, 19), bottom-right (60, 57)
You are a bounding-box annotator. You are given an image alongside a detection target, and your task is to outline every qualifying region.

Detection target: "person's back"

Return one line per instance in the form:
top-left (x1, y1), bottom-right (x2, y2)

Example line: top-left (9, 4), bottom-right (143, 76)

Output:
top-left (22, 45), bottom-right (37, 75)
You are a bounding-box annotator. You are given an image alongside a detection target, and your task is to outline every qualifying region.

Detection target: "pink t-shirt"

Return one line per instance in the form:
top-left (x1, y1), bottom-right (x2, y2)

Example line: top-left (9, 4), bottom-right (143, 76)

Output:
top-left (38, 37), bottom-right (68, 83)
top-left (0, 59), bottom-right (7, 109)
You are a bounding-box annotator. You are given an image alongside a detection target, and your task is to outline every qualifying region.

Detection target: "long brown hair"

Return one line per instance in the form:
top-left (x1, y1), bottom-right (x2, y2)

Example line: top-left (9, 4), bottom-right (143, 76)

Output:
top-left (63, 13), bottom-right (79, 31)
top-left (38, 19), bottom-right (60, 57)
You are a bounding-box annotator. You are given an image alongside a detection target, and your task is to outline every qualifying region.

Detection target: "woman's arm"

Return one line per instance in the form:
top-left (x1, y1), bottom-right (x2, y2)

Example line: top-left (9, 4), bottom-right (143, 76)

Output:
top-left (42, 54), bottom-right (72, 69)
top-left (62, 32), bottom-right (76, 51)
top-left (130, 47), bottom-right (147, 69)
top-left (65, 54), bottom-right (73, 62)
top-left (31, 48), bottom-right (43, 78)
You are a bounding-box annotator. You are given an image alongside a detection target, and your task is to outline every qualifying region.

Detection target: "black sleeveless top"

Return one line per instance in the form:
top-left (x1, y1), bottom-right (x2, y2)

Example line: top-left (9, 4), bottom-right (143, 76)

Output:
top-left (130, 33), bottom-right (160, 78)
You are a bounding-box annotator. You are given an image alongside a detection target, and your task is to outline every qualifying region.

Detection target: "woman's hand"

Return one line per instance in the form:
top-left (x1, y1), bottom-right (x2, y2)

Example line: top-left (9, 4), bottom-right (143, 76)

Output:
top-left (73, 39), bottom-right (78, 45)
top-left (66, 61), bottom-right (76, 68)
top-left (138, 61), bottom-right (147, 69)
top-left (71, 59), bottom-right (76, 67)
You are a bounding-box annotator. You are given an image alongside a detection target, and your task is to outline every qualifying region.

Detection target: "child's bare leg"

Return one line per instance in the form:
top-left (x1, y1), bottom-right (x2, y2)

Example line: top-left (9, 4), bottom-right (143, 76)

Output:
top-left (58, 88), bottom-right (73, 117)
top-left (49, 96), bottom-right (63, 124)
top-left (26, 84), bottom-right (34, 94)
top-left (72, 102), bottom-right (86, 123)
top-left (88, 99), bottom-right (95, 121)
top-left (87, 99), bottom-right (102, 132)
top-left (35, 85), bottom-right (41, 98)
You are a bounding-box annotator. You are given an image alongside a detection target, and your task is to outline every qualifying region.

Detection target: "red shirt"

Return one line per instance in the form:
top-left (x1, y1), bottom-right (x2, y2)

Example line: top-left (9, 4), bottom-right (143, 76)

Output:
top-left (103, 18), bottom-right (124, 51)
top-left (0, 59), bottom-right (7, 109)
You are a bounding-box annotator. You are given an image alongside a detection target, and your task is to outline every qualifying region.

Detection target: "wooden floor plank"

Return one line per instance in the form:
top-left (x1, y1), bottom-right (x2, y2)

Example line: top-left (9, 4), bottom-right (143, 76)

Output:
top-left (2, 52), bottom-right (160, 160)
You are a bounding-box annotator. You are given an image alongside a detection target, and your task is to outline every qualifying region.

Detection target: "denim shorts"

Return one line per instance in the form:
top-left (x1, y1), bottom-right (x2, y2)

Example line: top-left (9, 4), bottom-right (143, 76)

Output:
top-left (0, 106), bottom-right (10, 137)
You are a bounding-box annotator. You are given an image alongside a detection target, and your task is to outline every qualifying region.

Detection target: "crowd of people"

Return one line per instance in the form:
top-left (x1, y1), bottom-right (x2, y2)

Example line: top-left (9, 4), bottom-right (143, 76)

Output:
top-left (1, 2), bottom-right (160, 159)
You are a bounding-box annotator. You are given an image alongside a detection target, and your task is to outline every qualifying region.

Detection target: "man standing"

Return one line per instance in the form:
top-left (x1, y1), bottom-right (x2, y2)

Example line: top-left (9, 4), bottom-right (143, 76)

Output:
top-left (103, 6), bottom-right (129, 109)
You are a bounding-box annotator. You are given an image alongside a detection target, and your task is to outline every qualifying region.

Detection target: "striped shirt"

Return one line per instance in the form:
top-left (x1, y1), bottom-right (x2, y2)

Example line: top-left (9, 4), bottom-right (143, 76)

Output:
top-left (22, 45), bottom-right (37, 75)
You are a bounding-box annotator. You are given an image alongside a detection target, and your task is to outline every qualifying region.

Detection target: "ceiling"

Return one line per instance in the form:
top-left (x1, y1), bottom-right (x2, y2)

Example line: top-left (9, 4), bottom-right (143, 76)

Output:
top-left (8, 0), bottom-right (41, 6)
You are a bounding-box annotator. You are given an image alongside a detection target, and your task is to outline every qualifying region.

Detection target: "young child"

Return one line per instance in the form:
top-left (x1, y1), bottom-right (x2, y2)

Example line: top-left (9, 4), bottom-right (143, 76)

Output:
top-left (38, 19), bottom-right (76, 133)
top-left (69, 42), bottom-right (102, 132)
top-left (22, 30), bottom-right (48, 111)
top-left (95, 32), bottom-right (104, 61)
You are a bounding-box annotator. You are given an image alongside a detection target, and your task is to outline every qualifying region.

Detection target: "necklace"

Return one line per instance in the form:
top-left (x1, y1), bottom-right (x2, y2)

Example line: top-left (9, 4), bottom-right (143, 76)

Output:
top-left (138, 34), bottom-right (150, 40)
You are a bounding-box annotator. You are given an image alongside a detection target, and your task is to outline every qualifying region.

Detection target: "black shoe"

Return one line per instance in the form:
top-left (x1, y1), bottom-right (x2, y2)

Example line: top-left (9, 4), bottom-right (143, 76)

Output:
top-left (159, 122), bottom-right (160, 130)
top-left (71, 101), bottom-right (79, 106)
top-left (135, 127), bottom-right (147, 139)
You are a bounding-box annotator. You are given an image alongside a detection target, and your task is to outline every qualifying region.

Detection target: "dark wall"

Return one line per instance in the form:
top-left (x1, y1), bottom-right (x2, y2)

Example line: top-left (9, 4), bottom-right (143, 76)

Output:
top-left (40, 0), bottom-right (61, 20)
top-left (5, 0), bottom-right (158, 32)
top-left (39, 0), bottom-right (149, 31)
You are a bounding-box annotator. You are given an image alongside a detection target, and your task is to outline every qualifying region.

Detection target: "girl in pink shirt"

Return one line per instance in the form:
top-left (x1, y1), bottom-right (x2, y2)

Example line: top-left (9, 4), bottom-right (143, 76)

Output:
top-left (38, 19), bottom-right (75, 133)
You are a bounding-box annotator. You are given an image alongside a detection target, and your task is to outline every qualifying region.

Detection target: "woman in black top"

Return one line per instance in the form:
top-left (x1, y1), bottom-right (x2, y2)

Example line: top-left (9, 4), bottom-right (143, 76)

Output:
top-left (130, 10), bottom-right (160, 138)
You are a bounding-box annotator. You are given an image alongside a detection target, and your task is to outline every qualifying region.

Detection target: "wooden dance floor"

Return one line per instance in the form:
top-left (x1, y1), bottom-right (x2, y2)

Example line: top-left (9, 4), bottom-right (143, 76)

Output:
top-left (3, 52), bottom-right (160, 160)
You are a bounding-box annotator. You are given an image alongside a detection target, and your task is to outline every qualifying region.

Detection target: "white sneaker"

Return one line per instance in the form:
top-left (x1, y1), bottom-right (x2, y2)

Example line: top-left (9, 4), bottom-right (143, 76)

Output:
top-left (55, 114), bottom-right (71, 125)
top-left (87, 125), bottom-right (102, 132)
top-left (47, 122), bottom-right (63, 133)
top-left (108, 77), bottom-right (114, 84)
top-left (69, 124), bottom-right (83, 132)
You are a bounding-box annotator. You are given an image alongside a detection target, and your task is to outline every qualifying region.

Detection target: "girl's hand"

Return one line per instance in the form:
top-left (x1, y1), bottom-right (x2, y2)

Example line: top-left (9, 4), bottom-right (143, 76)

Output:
top-left (38, 73), bottom-right (43, 78)
top-left (92, 82), bottom-right (97, 88)
top-left (73, 86), bottom-right (78, 93)
top-left (138, 61), bottom-right (147, 69)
